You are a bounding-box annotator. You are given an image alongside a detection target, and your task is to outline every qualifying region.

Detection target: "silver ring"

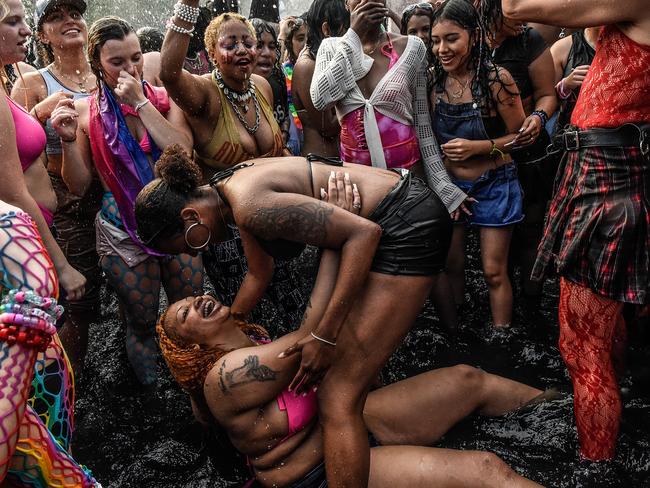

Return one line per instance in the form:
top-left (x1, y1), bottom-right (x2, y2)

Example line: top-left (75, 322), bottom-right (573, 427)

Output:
top-left (353, 203), bottom-right (361, 209)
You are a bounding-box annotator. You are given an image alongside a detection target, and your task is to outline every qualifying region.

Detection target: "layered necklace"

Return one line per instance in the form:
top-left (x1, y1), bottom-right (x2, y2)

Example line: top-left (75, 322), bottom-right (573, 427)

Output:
top-left (214, 70), bottom-right (260, 134)
top-left (50, 64), bottom-right (94, 94)
top-left (447, 74), bottom-right (472, 100)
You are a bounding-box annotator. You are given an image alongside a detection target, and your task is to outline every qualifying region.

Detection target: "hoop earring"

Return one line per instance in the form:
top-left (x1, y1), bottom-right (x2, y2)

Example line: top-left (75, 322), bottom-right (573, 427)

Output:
top-left (184, 222), bottom-right (212, 250)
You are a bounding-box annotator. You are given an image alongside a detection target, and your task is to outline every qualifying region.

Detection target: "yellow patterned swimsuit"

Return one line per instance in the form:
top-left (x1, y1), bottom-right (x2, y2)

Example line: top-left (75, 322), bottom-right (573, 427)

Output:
top-left (195, 73), bottom-right (284, 169)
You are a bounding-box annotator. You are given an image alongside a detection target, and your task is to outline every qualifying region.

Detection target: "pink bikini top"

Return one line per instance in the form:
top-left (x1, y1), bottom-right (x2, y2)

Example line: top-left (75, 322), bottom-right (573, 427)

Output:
top-left (120, 103), bottom-right (154, 154)
top-left (252, 336), bottom-right (318, 441)
top-left (277, 388), bottom-right (318, 439)
top-left (6, 96), bottom-right (47, 172)
top-left (340, 36), bottom-right (420, 169)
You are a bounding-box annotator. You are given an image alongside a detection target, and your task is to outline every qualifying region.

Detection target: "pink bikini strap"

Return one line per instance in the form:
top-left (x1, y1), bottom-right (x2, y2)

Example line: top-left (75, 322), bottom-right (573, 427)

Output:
top-left (380, 33), bottom-right (400, 69)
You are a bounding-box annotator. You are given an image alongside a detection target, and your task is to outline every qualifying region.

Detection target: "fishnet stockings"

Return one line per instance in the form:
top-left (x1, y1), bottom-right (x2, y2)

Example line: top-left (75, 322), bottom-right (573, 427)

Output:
top-left (101, 253), bottom-right (203, 385)
top-left (7, 405), bottom-right (95, 487)
top-left (0, 207), bottom-right (96, 485)
top-left (558, 278), bottom-right (626, 460)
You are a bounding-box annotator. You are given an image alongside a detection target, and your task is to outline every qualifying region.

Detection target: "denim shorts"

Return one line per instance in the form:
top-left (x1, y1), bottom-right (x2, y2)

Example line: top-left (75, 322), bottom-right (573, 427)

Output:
top-left (452, 163), bottom-right (524, 227)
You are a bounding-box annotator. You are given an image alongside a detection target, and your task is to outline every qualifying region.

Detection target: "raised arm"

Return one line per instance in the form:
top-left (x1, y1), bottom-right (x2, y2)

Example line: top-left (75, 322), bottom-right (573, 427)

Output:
top-left (159, 0), bottom-right (213, 116)
top-left (115, 70), bottom-right (194, 153)
top-left (502, 0), bottom-right (645, 27)
top-left (410, 41), bottom-right (467, 213)
top-left (310, 29), bottom-right (372, 111)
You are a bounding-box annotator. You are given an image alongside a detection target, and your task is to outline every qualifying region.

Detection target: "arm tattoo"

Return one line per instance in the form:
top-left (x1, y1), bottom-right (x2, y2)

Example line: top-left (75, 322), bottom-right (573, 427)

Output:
top-left (219, 356), bottom-right (278, 394)
top-left (244, 203), bottom-right (334, 244)
top-left (218, 360), bottom-right (229, 395)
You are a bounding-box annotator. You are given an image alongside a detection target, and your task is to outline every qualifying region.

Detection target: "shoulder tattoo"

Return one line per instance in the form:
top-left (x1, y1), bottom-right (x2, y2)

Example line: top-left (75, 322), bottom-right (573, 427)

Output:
top-left (218, 355), bottom-right (278, 394)
top-left (244, 203), bottom-right (334, 243)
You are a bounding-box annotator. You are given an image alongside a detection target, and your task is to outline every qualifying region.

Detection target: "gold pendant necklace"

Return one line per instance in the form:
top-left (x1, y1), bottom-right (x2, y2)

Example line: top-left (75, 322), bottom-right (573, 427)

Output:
top-left (448, 75), bottom-right (471, 99)
top-left (52, 65), bottom-right (92, 93)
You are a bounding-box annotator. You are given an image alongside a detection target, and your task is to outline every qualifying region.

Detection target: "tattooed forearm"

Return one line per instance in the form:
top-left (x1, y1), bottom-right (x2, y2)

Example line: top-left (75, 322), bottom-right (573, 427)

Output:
top-left (244, 203), bottom-right (334, 244)
top-left (220, 356), bottom-right (278, 393)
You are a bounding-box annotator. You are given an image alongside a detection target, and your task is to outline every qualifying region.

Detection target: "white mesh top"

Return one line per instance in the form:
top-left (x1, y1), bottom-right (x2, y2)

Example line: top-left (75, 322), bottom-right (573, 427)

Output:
top-left (310, 28), bottom-right (466, 212)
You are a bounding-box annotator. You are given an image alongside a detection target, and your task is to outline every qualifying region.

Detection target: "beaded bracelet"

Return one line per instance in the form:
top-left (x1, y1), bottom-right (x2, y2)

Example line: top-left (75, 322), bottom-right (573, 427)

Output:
top-left (531, 109), bottom-right (549, 127)
top-left (0, 290), bottom-right (63, 324)
top-left (173, 2), bottom-right (200, 24)
top-left (0, 323), bottom-right (52, 351)
top-left (0, 313), bottom-right (55, 335)
top-left (166, 18), bottom-right (195, 36)
top-left (4, 290), bottom-right (61, 313)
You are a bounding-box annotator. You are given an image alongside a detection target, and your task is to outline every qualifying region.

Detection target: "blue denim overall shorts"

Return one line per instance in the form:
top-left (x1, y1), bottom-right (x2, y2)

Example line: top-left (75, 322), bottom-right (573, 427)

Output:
top-left (433, 98), bottom-right (524, 227)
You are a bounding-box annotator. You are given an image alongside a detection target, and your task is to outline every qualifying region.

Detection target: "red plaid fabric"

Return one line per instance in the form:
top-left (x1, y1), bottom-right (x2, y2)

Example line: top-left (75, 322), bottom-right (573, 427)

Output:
top-left (532, 143), bottom-right (650, 304)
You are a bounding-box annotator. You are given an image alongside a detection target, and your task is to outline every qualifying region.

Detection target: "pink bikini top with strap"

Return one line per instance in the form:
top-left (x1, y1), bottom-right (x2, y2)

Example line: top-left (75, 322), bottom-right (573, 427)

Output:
top-left (6, 96), bottom-right (47, 172)
top-left (277, 388), bottom-right (318, 439)
top-left (340, 36), bottom-right (420, 169)
top-left (253, 336), bottom-right (318, 441)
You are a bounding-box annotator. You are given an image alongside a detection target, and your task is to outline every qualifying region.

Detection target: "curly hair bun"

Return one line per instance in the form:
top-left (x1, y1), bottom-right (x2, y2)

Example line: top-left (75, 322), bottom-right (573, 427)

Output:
top-left (156, 144), bottom-right (202, 195)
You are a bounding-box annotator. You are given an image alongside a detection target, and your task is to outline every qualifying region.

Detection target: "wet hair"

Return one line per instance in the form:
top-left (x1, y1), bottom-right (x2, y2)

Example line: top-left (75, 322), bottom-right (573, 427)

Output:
top-left (87, 16), bottom-right (135, 91)
top-left (250, 17), bottom-right (285, 83)
top-left (136, 26), bottom-right (164, 54)
top-left (188, 7), bottom-right (213, 57)
top-left (306, 0), bottom-right (350, 59)
top-left (135, 144), bottom-right (204, 248)
top-left (157, 309), bottom-right (269, 395)
top-left (0, 1), bottom-right (8, 20)
top-left (478, 0), bottom-right (503, 42)
top-left (283, 13), bottom-right (308, 65)
top-left (400, 3), bottom-right (434, 36)
top-left (204, 12), bottom-right (256, 65)
top-left (35, 3), bottom-right (86, 67)
top-left (0, 1), bottom-right (10, 92)
top-left (431, 0), bottom-right (513, 115)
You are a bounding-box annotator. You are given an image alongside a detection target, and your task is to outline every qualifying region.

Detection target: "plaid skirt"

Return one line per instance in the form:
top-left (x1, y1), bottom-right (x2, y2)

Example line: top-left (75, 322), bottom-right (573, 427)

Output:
top-left (532, 144), bottom-right (650, 304)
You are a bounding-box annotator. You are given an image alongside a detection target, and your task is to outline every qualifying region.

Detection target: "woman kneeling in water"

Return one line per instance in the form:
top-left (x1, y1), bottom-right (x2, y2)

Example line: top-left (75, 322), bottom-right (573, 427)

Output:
top-left (159, 281), bottom-right (545, 487)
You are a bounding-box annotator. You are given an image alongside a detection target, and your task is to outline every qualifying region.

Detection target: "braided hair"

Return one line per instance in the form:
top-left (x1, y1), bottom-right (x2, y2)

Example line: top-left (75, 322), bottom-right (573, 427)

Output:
top-left (431, 0), bottom-right (515, 115)
top-left (157, 309), bottom-right (269, 395)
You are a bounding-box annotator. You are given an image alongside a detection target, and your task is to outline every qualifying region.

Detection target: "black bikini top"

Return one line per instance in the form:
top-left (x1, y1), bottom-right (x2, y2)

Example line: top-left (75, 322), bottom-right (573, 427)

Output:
top-left (209, 161), bottom-right (306, 261)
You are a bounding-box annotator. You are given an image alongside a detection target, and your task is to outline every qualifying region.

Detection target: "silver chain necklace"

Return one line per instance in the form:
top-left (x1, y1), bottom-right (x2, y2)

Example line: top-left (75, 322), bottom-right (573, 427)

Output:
top-left (214, 70), bottom-right (260, 134)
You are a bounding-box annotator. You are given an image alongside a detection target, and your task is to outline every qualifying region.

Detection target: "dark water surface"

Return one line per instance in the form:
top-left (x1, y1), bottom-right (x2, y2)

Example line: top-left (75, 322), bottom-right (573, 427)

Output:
top-left (73, 237), bottom-right (650, 487)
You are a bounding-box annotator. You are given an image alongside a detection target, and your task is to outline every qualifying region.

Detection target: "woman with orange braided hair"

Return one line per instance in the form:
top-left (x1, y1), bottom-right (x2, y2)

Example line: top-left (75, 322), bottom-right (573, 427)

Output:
top-left (157, 249), bottom-right (547, 488)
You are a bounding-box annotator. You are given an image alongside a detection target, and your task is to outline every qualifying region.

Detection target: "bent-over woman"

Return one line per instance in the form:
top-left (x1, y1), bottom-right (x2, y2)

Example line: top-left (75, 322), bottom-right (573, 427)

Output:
top-left (134, 145), bottom-right (454, 488)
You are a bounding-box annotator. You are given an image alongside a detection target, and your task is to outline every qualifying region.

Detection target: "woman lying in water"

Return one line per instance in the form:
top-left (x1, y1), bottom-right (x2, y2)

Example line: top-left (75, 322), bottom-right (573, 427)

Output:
top-left (158, 266), bottom-right (546, 487)
top-left (137, 147), bottom-right (546, 487)
top-left (135, 144), bottom-right (454, 487)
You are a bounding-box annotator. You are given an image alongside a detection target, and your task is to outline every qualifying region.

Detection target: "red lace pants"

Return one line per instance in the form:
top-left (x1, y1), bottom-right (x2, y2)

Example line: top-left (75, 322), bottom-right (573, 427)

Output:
top-left (558, 278), bottom-right (626, 461)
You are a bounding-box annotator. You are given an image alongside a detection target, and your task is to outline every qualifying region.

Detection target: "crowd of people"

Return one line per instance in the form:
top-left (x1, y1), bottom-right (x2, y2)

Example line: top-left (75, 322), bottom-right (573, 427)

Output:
top-left (0, 0), bottom-right (648, 486)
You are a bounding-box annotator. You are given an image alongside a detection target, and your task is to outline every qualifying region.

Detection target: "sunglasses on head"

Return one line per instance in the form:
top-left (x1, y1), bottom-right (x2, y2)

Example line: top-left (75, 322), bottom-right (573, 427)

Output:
top-left (404, 2), bottom-right (435, 14)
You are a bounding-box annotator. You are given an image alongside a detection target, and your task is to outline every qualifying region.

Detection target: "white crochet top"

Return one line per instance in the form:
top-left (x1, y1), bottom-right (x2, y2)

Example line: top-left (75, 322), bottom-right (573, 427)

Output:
top-left (310, 28), bottom-right (466, 212)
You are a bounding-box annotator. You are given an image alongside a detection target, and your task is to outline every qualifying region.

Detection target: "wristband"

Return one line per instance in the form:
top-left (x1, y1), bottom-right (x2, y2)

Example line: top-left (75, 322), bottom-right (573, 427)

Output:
top-left (489, 139), bottom-right (506, 159)
top-left (311, 331), bottom-right (337, 347)
top-left (30, 105), bottom-right (46, 124)
top-left (531, 109), bottom-right (549, 127)
top-left (166, 18), bottom-right (195, 35)
top-left (173, 2), bottom-right (200, 24)
top-left (134, 99), bottom-right (150, 112)
top-left (61, 136), bottom-right (77, 143)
